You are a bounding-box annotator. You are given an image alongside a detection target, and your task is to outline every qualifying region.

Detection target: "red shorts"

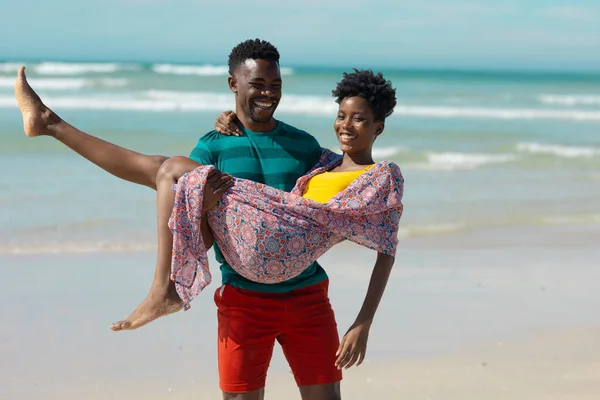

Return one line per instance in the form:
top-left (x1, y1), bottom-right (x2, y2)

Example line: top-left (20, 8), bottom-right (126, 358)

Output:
top-left (214, 279), bottom-right (342, 393)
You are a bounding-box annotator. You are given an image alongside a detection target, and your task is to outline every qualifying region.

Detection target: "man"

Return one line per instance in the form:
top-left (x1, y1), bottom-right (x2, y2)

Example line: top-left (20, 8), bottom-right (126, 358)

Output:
top-left (15, 39), bottom-right (342, 400)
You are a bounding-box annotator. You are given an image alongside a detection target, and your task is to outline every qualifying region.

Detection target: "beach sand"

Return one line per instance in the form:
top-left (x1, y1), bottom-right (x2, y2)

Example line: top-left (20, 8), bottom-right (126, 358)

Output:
top-left (56, 326), bottom-right (600, 400)
top-left (257, 327), bottom-right (600, 400)
top-left (1, 225), bottom-right (600, 399)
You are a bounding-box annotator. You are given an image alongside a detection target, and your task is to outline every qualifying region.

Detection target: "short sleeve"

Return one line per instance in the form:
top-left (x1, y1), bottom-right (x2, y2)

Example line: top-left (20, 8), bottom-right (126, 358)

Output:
top-left (304, 137), bottom-right (323, 173)
top-left (189, 137), bottom-right (215, 165)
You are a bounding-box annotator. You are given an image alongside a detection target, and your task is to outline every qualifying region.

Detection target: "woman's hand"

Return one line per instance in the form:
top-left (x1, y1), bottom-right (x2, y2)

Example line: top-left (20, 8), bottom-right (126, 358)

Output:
top-left (202, 169), bottom-right (233, 212)
top-left (215, 110), bottom-right (243, 136)
top-left (335, 321), bottom-right (371, 369)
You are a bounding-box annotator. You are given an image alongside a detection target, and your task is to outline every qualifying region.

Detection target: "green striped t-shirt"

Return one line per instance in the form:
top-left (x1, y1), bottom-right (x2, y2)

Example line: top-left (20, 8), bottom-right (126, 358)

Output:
top-left (189, 121), bottom-right (328, 293)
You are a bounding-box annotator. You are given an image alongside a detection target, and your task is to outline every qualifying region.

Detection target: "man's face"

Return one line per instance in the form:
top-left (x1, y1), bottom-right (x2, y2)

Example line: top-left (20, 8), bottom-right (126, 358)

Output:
top-left (229, 59), bottom-right (282, 124)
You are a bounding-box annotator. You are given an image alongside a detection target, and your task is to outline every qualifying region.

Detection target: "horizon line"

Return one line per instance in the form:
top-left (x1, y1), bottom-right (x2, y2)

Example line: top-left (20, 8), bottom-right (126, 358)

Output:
top-left (1, 57), bottom-right (599, 76)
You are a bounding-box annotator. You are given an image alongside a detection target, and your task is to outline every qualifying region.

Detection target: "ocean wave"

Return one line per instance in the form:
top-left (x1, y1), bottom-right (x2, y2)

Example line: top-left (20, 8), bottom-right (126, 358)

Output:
top-left (393, 105), bottom-right (600, 121)
top-left (372, 146), bottom-right (408, 159)
top-left (0, 62), bottom-right (23, 73)
top-left (33, 62), bottom-right (126, 75)
top-left (325, 146), bottom-right (406, 160)
top-left (0, 77), bottom-right (128, 90)
top-left (397, 222), bottom-right (467, 238)
top-left (516, 142), bottom-right (600, 158)
top-left (152, 63), bottom-right (294, 76)
top-left (1, 90), bottom-right (600, 121)
top-left (0, 61), bottom-right (140, 75)
top-left (0, 241), bottom-right (154, 255)
top-left (538, 94), bottom-right (600, 106)
top-left (414, 152), bottom-right (515, 170)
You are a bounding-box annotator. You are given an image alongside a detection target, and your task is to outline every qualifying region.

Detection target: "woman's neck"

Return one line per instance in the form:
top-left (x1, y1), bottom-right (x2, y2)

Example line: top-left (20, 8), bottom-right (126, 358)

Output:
top-left (339, 152), bottom-right (375, 170)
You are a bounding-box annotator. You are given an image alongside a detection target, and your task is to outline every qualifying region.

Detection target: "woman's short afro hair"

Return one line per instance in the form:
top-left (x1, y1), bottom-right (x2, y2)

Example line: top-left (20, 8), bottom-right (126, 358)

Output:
top-left (332, 69), bottom-right (397, 121)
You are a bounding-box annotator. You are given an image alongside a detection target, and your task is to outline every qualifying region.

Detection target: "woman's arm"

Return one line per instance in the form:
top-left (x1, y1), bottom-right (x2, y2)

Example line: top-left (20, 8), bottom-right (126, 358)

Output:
top-left (335, 252), bottom-right (395, 369)
top-left (353, 252), bottom-right (395, 324)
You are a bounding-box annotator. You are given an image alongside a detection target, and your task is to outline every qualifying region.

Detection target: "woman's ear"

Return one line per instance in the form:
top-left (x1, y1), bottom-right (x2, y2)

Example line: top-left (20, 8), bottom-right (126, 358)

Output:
top-left (375, 121), bottom-right (385, 137)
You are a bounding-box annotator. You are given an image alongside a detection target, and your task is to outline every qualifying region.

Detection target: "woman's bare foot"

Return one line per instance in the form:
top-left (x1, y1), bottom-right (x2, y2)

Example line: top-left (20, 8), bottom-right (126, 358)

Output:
top-left (14, 66), bottom-right (62, 137)
top-left (110, 281), bottom-right (183, 331)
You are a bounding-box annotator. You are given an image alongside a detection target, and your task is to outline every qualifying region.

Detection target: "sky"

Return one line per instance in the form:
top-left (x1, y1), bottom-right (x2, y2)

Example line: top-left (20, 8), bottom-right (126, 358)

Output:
top-left (1, 0), bottom-right (599, 71)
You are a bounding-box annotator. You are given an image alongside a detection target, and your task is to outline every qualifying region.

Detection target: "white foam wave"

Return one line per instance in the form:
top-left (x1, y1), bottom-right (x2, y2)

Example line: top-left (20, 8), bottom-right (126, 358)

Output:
top-left (517, 142), bottom-right (600, 158)
top-left (0, 77), bottom-right (86, 89)
top-left (98, 78), bottom-right (129, 87)
top-left (33, 62), bottom-right (124, 75)
top-left (1, 90), bottom-right (599, 122)
top-left (397, 222), bottom-right (466, 238)
top-left (393, 105), bottom-right (600, 121)
top-left (0, 62), bottom-right (23, 73)
top-left (152, 63), bottom-right (294, 76)
top-left (419, 152), bottom-right (515, 170)
top-left (152, 64), bottom-right (228, 76)
top-left (0, 77), bottom-right (128, 90)
top-left (372, 146), bottom-right (407, 159)
top-left (0, 241), bottom-right (153, 255)
top-left (538, 94), bottom-right (600, 106)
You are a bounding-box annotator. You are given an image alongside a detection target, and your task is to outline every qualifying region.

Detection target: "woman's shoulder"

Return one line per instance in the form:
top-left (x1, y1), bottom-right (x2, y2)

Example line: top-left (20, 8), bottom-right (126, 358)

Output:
top-left (371, 160), bottom-right (403, 180)
top-left (311, 148), bottom-right (343, 171)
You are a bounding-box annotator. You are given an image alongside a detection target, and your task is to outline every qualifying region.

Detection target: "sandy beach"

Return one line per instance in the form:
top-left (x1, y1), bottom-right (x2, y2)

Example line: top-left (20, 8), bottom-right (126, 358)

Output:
top-left (261, 327), bottom-right (600, 400)
top-left (2, 224), bottom-right (599, 399)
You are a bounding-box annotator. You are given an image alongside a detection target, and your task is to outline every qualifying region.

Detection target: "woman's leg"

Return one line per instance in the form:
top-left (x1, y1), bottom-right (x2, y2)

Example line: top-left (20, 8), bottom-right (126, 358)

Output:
top-left (110, 157), bottom-right (231, 331)
top-left (15, 66), bottom-right (167, 190)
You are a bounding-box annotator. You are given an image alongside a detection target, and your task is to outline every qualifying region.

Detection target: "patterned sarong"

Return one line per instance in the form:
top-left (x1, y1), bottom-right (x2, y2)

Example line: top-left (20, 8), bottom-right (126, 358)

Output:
top-left (168, 150), bottom-right (404, 309)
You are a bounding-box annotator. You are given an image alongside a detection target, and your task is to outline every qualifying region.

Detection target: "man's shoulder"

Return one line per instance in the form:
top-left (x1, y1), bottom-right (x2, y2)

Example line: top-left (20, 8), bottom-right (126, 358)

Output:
top-left (190, 130), bottom-right (226, 162)
top-left (194, 130), bottom-right (242, 151)
top-left (277, 121), bottom-right (318, 142)
top-left (196, 130), bottom-right (229, 145)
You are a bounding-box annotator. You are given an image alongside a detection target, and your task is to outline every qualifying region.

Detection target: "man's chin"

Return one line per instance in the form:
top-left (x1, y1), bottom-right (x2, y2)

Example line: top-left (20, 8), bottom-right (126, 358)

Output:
top-left (249, 112), bottom-right (275, 124)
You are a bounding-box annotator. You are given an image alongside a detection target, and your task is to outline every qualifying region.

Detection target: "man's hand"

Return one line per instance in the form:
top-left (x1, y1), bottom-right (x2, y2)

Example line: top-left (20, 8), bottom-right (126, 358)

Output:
top-left (215, 110), bottom-right (243, 136)
top-left (202, 169), bottom-right (234, 212)
top-left (335, 321), bottom-right (371, 370)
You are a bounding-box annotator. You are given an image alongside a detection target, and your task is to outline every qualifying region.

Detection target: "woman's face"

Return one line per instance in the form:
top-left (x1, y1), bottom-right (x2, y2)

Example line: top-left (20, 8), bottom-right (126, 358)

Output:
top-left (334, 96), bottom-right (383, 156)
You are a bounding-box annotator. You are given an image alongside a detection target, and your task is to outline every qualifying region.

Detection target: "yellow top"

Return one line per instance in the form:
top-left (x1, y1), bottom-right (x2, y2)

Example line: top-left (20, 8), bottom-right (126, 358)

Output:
top-left (302, 165), bottom-right (374, 203)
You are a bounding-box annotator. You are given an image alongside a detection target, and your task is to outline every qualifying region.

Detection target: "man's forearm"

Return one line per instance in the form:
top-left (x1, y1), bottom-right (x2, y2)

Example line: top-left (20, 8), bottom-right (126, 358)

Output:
top-left (353, 253), bottom-right (395, 325)
top-left (49, 120), bottom-right (167, 190)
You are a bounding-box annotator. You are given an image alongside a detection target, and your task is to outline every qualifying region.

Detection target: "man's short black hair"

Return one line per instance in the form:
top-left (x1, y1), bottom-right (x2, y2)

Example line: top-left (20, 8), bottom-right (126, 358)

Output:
top-left (228, 39), bottom-right (280, 75)
top-left (332, 69), bottom-right (397, 121)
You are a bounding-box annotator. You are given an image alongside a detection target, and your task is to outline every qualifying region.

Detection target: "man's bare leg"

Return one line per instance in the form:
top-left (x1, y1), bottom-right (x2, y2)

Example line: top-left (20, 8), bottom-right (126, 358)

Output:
top-left (15, 66), bottom-right (166, 189)
top-left (110, 157), bottom-right (229, 331)
top-left (299, 382), bottom-right (341, 400)
top-left (223, 389), bottom-right (264, 400)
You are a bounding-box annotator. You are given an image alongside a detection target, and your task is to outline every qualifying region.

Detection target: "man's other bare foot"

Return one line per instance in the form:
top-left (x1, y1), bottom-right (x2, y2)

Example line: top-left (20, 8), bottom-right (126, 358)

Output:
top-left (110, 282), bottom-right (183, 331)
top-left (14, 66), bottom-right (62, 137)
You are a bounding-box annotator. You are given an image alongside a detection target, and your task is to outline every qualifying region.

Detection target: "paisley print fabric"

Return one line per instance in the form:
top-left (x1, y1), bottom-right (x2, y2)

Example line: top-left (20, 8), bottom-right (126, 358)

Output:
top-left (168, 150), bottom-right (404, 309)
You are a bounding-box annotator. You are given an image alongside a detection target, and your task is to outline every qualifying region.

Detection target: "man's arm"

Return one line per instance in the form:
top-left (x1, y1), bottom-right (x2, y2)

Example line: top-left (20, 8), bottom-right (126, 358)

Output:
top-left (15, 66), bottom-right (166, 190)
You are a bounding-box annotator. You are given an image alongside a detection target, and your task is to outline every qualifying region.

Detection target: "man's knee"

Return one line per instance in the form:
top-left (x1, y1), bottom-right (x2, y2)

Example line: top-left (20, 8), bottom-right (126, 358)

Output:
top-left (299, 382), bottom-right (341, 400)
top-left (222, 388), bottom-right (264, 400)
